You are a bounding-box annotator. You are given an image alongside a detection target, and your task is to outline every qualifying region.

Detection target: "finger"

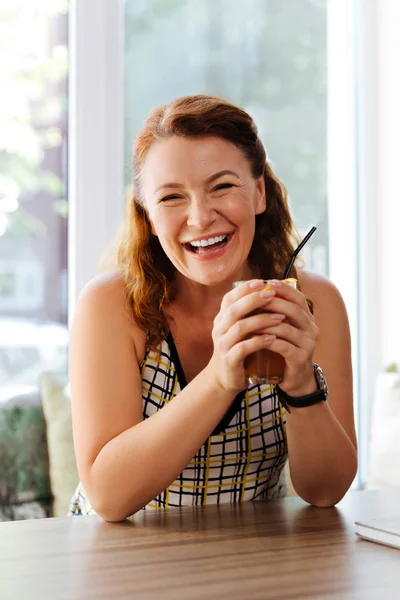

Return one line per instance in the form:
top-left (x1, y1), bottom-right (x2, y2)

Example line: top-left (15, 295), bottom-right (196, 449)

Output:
top-left (220, 279), bottom-right (264, 312)
top-left (268, 280), bottom-right (311, 313)
top-left (215, 279), bottom-right (265, 329)
top-left (222, 312), bottom-right (286, 349)
top-left (267, 337), bottom-right (310, 365)
top-left (262, 321), bottom-right (317, 350)
top-left (261, 296), bottom-right (316, 332)
top-left (217, 288), bottom-right (277, 336)
top-left (227, 333), bottom-right (276, 366)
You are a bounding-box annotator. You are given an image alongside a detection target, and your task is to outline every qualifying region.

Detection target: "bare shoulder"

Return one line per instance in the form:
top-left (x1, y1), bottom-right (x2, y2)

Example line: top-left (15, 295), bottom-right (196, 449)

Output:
top-left (70, 270), bottom-right (147, 477)
top-left (297, 269), bottom-right (348, 321)
top-left (72, 270), bottom-right (147, 361)
top-left (297, 269), bottom-right (352, 391)
top-left (297, 271), bottom-right (356, 449)
top-left (74, 271), bottom-right (130, 322)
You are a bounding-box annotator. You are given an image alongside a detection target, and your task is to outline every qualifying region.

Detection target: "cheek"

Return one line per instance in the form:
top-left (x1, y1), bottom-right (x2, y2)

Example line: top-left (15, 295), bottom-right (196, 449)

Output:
top-left (149, 209), bottom-right (180, 241)
top-left (224, 193), bottom-right (256, 224)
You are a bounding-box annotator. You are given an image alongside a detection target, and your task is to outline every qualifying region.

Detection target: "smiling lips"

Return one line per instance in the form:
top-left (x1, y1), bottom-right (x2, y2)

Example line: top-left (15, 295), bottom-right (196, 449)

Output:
top-left (184, 233), bottom-right (232, 255)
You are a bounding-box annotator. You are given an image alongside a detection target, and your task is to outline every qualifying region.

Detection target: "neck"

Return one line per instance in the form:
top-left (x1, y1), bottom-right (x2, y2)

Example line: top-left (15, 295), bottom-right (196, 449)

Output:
top-left (171, 266), bottom-right (255, 322)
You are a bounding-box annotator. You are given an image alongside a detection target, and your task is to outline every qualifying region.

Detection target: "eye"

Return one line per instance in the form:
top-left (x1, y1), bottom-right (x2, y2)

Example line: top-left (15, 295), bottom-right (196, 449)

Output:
top-left (160, 194), bottom-right (182, 202)
top-left (212, 183), bottom-right (235, 192)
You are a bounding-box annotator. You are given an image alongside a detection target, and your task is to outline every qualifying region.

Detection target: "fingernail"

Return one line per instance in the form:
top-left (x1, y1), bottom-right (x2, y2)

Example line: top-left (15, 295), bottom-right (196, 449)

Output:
top-left (260, 290), bottom-right (275, 299)
top-left (270, 313), bottom-right (285, 320)
top-left (249, 279), bottom-right (263, 289)
top-left (268, 280), bottom-right (281, 288)
top-left (264, 334), bottom-right (276, 343)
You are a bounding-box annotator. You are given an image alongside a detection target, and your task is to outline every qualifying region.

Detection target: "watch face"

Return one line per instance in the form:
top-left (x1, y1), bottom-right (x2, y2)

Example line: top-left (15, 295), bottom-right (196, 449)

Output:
top-left (314, 364), bottom-right (328, 396)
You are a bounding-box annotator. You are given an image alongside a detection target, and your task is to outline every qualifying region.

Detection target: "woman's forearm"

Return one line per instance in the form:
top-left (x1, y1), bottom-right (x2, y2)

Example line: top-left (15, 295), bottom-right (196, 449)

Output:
top-left (85, 368), bottom-right (234, 521)
top-left (286, 402), bottom-right (357, 507)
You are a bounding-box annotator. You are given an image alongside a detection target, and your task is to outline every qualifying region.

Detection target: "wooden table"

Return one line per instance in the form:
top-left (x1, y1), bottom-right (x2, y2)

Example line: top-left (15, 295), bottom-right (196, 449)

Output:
top-left (0, 489), bottom-right (399, 599)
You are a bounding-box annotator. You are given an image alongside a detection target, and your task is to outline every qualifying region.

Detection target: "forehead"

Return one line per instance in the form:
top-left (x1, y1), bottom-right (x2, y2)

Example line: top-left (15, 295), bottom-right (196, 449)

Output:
top-left (141, 135), bottom-right (251, 192)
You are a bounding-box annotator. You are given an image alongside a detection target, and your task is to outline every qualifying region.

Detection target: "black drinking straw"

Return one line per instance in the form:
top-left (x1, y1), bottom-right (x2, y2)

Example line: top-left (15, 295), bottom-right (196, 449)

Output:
top-left (283, 226), bottom-right (317, 279)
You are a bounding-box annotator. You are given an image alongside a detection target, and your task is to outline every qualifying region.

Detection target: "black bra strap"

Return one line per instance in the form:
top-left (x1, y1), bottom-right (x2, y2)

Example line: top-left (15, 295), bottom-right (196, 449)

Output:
top-left (211, 389), bottom-right (246, 436)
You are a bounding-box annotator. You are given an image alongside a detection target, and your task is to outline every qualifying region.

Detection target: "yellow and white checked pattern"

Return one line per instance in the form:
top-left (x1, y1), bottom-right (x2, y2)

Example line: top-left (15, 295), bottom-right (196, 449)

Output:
top-left (68, 334), bottom-right (288, 516)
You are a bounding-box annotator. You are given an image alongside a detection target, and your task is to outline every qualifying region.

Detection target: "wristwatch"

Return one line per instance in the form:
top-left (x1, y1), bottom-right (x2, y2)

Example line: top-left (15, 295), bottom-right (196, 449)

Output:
top-left (276, 364), bottom-right (328, 414)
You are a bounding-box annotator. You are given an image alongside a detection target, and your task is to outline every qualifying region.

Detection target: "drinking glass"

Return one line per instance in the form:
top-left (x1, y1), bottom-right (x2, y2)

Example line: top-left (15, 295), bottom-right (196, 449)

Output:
top-left (233, 278), bottom-right (297, 385)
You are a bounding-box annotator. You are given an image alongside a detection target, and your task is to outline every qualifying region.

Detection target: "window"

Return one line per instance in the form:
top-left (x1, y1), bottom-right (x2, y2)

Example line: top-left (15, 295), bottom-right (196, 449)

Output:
top-left (71, 0), bottom-right (368, 483)
top-left (122, 1), bottom-right (366, 483)
top-left (0, 2), bottom-right (68, 403)
top-left (124, 0), bottom-right (329, 275)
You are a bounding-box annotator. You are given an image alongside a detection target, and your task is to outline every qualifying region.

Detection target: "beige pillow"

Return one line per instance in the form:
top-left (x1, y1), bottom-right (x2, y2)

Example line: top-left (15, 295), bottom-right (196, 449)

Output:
top-left (39, 372), bottom-right (79, 517)
top-left (284, 460), bottom-right (297, 496)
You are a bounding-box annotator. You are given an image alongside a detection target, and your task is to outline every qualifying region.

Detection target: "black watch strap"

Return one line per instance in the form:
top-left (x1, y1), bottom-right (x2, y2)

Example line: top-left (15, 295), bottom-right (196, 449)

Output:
top-left (276, 364), bottom-right (328, 414)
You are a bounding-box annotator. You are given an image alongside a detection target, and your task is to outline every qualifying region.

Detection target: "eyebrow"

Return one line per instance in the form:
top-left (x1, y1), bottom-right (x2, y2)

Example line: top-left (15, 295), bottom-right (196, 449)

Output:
top-left (154, 170), bottom-right (240, 194)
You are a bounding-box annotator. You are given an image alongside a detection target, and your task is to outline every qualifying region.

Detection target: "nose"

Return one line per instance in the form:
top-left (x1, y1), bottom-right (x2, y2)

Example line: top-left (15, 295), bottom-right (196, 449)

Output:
top-left (187, 194), bottom-right (217, 230)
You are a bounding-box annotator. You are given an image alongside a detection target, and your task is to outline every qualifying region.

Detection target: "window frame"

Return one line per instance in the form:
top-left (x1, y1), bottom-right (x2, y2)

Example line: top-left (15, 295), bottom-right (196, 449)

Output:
top-left (69, 0), bottom-right (381, 485)
top-left (327, 0), bottom-right (360, 482)
top-left (68, 0), bottom-right (125, 322)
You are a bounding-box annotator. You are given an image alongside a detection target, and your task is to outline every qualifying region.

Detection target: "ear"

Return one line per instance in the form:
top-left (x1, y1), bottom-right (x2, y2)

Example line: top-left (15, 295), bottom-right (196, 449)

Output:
top-left (255, 175), bottom-right (266, 215)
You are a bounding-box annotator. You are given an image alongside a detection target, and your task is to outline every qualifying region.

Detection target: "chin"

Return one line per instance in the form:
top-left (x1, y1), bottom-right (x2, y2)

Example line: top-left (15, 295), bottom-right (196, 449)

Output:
top-left (190, 266), bottom-right (236, 287)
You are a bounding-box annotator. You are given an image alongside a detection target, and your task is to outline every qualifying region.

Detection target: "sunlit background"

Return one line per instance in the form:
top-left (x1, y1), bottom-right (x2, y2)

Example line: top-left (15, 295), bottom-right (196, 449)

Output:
top-left (1, 0), bottom-right (399, 521)
top-left (0, 2), bottom-right (68, 404)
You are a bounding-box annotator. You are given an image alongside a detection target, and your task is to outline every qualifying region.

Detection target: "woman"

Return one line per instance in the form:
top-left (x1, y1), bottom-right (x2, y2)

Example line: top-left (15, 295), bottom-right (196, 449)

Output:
top-left (69, 94), bottom-right (357, 521)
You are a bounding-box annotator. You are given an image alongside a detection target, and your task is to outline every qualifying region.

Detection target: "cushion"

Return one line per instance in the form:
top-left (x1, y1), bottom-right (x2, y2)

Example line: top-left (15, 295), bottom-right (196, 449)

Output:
top-left (368, 369), bottom-right (400, 489)
top-left (284, 461), bottom-right (297, 496)
top-left (39, 372), bottom-right (79, 517)
top-left (0, 390), bottom-right (51, 521)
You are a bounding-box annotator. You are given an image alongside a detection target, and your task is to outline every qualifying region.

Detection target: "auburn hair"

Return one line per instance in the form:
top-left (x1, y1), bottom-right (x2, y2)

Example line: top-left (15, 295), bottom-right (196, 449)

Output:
top-left (117, 94), bottom-right (300, 348)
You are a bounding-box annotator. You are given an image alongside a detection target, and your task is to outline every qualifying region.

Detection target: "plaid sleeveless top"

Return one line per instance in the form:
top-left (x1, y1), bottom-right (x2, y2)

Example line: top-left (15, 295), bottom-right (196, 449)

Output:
top-left (68, 334), bottom-right (288, 515)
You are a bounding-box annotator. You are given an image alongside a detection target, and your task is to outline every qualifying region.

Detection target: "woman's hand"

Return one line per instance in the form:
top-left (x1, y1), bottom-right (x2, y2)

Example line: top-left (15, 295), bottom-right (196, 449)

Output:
top-left (263, 279), bottom-right (319, 396)
top-left (207, 279), bottom-right (282, 393)
top-left (208, 278), bottom-right (319, 396)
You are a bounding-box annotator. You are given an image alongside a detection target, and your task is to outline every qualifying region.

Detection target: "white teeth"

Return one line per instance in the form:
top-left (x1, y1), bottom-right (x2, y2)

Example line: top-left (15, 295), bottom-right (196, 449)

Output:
top-left (189, 235), bottom-right (227, 248)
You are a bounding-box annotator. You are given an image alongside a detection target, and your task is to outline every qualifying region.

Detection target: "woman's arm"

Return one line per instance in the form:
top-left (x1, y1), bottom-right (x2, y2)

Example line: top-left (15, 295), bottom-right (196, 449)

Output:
top-left (70, 274), bottom-right (236, 521)
top-left (70, 275), bottom-right (277, 521)
top-left (269, 271), bottom-right (357, 506)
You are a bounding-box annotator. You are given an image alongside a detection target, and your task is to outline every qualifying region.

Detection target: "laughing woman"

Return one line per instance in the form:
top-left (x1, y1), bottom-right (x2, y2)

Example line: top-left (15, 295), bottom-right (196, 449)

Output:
top-left (69, 95), bottom-right (357, 521)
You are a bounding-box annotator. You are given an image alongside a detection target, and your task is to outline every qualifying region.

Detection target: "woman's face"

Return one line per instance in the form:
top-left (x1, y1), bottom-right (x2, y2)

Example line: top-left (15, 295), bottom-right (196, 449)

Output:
top-left (141, 135), bottom-right (266, 287)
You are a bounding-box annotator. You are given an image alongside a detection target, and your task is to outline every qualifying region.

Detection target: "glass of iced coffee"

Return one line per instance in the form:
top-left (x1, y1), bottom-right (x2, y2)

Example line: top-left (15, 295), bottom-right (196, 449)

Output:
top-left (233, 278), bottom-right (297, 385)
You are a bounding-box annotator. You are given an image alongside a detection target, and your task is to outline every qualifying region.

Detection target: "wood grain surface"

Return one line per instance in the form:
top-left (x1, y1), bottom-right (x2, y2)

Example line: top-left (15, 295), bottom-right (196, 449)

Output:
top-left (0, 489), bottom-right (399, 599)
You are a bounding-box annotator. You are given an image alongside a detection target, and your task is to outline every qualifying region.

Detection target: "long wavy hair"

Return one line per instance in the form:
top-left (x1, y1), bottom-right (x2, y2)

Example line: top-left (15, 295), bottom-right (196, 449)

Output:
top-left (117, 95), bottom-right (299, 349)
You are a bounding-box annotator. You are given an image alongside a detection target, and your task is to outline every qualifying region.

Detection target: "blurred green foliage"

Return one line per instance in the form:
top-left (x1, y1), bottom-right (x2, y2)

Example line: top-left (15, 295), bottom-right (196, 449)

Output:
top-left (0, 404), bottom-right (51, 519)
top-left (0, 2), bottom-right (68, 238)
top-left (124, 0), bottom-right (327, 233)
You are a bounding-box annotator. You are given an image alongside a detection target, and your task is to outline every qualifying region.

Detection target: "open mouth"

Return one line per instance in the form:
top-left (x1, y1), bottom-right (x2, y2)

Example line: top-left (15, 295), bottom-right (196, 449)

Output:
top-left (184, 233), bottom-right (232, 254)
